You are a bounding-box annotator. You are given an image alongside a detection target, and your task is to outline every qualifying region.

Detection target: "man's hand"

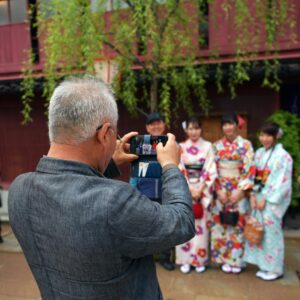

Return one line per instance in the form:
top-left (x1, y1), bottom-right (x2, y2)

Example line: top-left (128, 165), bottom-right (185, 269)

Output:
top-left (112, 132), bottom-right (139, 166)
top-left (257, 198), bottom-right (266, 211)
top-left (230, 189), bottom-right (244, 204)
top-left (217, 190), bottom-right (228, 205)
top-left (156, 133), bottom-right (180, 168)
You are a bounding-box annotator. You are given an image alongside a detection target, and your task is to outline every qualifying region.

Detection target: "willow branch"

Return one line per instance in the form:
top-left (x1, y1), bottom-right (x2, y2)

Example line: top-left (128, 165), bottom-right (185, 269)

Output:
top-left (103, 39), bottom-right (147, 69)
top-left (160, 0), bottom-right (180, 37)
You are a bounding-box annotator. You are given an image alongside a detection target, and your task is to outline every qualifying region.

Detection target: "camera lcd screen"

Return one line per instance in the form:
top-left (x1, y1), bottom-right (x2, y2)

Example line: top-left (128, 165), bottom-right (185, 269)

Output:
top-left (130, 135), bottom-right (168, 156)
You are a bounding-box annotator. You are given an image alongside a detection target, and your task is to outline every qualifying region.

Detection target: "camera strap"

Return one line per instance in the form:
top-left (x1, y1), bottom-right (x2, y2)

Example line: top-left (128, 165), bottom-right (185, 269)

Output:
top-left (261, 144), bottom-right (276, 171)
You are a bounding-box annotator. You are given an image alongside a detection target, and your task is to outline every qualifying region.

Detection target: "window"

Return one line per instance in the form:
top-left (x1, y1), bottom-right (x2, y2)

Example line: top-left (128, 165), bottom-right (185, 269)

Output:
top-left (0, 0), bottom-right (27, 25)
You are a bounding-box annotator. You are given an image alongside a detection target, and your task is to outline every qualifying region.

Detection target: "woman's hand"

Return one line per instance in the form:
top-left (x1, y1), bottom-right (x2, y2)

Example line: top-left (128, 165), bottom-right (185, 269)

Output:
top-left (257, 198), bottom-right (266, 211)
top-left (190, 186), bottom-right (201, 200)
top-left (217, 190), bottom-right (228, 205)
top-left (250, 194), bottom-right (257, 209)
top-left (230, 189), bottom-right (244, 204)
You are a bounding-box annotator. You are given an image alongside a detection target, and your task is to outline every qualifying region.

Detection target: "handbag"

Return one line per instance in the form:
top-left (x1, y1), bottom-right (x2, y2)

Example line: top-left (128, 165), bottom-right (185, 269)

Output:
top-left (219, 206), bottom-right (239, 226)
top-left (193, 202), bottom-right (203, 219)
top-left (244, 210), bottom-right (264, 245)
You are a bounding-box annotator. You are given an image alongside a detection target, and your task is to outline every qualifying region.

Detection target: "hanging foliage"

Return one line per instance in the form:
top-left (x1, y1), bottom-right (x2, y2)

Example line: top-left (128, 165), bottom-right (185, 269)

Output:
top-left (268, 110), bottom-right (300, 207)
top-left (21, 0), bottom-right (297, 124)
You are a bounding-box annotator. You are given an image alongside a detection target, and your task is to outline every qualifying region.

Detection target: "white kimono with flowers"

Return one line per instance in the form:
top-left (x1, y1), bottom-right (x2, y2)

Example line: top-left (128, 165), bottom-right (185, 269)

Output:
top-left (176, 138), bottom-right (217, 267)
top-left (211, 136), bottom-right (255, 267)
top-left (244, 144), bottom-right (293, 274)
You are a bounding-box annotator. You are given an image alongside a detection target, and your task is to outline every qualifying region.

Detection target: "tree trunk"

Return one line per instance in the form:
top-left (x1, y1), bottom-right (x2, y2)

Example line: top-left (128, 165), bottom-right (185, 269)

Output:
top-left (150, 76), bottom-right (158, 112)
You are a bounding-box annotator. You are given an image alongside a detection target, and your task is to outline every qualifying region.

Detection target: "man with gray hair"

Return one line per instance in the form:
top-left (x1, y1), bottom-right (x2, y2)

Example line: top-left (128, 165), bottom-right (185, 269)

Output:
top-left (8, 76), bottom-right (195, 300)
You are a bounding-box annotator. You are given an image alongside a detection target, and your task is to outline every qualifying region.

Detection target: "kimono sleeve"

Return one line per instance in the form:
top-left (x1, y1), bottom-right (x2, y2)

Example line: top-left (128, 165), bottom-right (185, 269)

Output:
top-left (261, 152), bottom-right (293, 205)
top-left (237, 140), bottom-right (255, 191)
top-left (201, 145), bottom-right (217, 189)
top-left (178, 144), bottom-right (191, 187)
top-left (212, 142), bottom-right (222, 192)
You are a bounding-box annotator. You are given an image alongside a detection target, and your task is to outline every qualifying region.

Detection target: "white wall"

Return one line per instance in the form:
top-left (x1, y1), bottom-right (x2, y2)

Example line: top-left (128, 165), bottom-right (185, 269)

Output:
top-left (0, 190), bottom-right (9, 221)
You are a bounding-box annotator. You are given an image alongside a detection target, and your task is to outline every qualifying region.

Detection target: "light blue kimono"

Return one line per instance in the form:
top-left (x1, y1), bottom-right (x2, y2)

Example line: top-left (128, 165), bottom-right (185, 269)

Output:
top-left (243, 143), bottom-right (293, 274)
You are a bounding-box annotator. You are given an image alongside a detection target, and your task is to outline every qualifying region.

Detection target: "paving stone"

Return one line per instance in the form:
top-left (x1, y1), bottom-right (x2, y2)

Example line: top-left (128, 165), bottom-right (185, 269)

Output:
top-left (0, 223), bottom-right (299, 299)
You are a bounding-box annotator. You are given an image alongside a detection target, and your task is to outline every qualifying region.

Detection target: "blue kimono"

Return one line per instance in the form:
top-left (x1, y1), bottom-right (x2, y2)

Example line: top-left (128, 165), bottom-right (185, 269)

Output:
top-left (243, 143), bottom-right (293, 274)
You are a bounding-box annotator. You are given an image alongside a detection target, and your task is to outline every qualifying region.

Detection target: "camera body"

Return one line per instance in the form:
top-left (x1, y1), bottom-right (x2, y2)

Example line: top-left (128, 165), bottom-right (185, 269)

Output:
top-left (253, 169), bottom-right (270, 193)
top-left (130, 135), bottom-right (168, 156)
top-left (129, 135), bottom-right (168, 201)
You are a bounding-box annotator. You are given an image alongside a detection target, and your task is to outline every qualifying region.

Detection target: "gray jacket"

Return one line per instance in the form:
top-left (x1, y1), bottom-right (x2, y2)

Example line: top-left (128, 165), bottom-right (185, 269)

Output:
top-left (8, 157), bottom-right (195, 299)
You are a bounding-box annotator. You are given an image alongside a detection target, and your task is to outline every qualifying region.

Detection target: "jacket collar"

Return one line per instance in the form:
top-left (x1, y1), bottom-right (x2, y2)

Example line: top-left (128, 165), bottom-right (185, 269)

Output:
top-left (36, 156), bottom-right (103, 177)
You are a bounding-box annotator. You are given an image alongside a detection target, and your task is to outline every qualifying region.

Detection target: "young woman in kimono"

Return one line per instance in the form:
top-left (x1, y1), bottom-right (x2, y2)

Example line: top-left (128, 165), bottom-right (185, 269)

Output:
top-left (244, 122), bottom-right (293, 281)
top-left (211, 113), bottom-right (255, 274)
top-left (176, 117), bottom-right (217, 274)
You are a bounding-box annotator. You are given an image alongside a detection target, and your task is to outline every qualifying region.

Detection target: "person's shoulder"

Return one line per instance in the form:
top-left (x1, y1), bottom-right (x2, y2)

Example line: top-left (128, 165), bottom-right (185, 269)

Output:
top-left (238, 136), bottom-right (253, 148)
top-left (275, 144), bottom-right (293, 163)
top-left (237, 135), bottom-right (251, 143)
top-left (179, 139), bottom-right (189, 147)
top-left (10, 172), bottom-right (35, 190)
top-left (8, 173), bottom-right (35, 214)
top-left (255, 146), bottom-right (264, 154)
top-left (213, 138), bottom-right (223, 148)
top-left (81, 177), bottom-right (142, 216)
top-left (201, 138), bottom-right (212, 147)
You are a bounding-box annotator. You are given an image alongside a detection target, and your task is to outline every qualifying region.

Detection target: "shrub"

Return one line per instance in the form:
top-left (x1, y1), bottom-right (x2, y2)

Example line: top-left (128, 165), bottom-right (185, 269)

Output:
top-left (268, 110), bottom-right (300, 206)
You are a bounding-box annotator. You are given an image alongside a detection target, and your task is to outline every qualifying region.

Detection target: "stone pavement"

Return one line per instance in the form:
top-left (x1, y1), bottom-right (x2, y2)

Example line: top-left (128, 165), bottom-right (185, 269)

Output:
top-left (0, 223), bottom-right (299, 300)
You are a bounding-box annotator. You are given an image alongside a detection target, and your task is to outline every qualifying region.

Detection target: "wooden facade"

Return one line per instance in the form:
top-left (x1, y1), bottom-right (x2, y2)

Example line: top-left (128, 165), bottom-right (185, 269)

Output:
top-left (0, 0), bottom-right (299, 185)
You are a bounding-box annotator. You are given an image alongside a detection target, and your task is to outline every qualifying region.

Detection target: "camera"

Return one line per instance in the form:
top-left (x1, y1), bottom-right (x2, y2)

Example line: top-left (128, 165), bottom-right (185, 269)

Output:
top-left (252, 178), bottom-right (265, 193)
top-left (130, 135), bottom-right (168, 156)
top-left (129, 135), bottom-right (168, 201)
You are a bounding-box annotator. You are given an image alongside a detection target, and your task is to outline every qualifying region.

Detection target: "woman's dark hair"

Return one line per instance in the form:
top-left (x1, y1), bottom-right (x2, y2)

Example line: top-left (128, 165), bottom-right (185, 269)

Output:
top-left (221, 113), bottom-right (238, 126)
top-left (260, 122), bottom-right (279, 139)
top-left (187, 116), bottom-right (202, 129)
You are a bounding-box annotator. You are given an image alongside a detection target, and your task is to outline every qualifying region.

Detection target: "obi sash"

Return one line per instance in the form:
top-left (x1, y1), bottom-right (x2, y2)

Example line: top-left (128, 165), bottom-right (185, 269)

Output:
top-left (184, 163), bottom-right (204, 184)
top-left (218, 160), bottom-right (240, 178)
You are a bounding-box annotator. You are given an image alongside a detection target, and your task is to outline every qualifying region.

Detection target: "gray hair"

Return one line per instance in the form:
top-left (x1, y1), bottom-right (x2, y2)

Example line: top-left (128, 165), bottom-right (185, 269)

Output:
top-left (48, 76), bottom-right (118, 144)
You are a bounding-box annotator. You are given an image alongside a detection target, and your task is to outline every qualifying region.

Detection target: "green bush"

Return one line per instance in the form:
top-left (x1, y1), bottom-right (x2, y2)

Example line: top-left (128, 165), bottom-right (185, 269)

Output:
top-left (267, 110), bottom-right (300, 206)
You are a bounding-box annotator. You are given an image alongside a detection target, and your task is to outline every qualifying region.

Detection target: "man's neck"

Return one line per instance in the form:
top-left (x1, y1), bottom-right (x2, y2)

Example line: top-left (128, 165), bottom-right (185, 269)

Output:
top-left (47, 142), bottom-right (98, 170)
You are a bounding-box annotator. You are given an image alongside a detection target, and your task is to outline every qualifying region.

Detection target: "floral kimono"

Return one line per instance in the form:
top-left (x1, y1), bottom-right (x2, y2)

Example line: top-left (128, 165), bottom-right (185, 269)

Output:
top-left (243, 144), bottom-right (293, 274)
top-left (176, 138), bottom-right (217, 267)
top-left (211, 136), bottom-right (255, 267)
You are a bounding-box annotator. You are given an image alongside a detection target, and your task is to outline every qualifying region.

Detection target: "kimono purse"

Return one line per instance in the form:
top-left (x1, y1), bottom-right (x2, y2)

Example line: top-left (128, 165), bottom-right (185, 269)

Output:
top-left (219, 206), bottom-right (239, 226)
top-left (244, 210), bottom-right (264, 245)
top-left (193, 202), bottom-right (203, 219)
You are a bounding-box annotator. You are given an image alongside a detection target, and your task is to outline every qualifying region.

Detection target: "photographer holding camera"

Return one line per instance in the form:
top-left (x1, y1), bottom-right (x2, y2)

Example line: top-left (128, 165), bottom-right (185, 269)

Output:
top-left (8, 77), bottom-right (195, 300)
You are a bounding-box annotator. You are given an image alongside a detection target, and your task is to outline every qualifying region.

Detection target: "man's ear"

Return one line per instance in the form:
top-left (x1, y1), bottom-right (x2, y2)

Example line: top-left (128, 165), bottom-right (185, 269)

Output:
top-left (96, 123), bottom-right (111, 145)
